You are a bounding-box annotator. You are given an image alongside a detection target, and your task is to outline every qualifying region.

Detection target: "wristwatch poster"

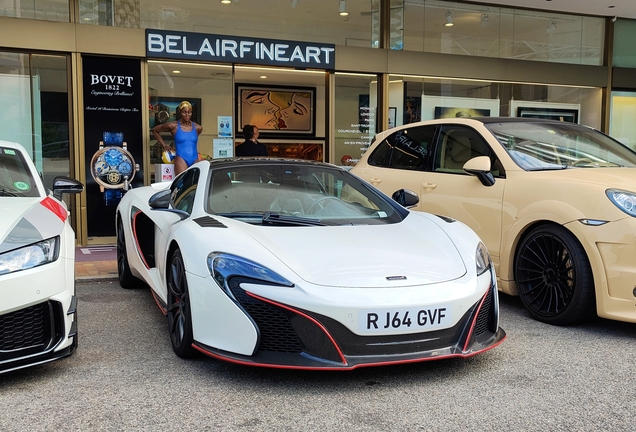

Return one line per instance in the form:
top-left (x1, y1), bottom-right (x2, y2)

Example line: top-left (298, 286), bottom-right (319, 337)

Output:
top-left (90, 132), bottom-right (139, 206)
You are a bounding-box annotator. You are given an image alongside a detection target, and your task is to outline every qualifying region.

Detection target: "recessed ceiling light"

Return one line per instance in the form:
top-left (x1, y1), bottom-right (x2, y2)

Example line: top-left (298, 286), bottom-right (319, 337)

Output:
top-left (259, 75), bottom-right (268, 79)
top-left (172, 70), bottom-right (181, 74)
top-left (221, 0), bottom-right (231, 4)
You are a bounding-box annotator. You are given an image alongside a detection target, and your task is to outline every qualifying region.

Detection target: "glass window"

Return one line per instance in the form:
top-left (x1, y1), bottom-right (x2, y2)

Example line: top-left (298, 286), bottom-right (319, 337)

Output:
top-left (367, 124), bottom-right (434, 171)
top-left (0, 52), bottom-right (71, 190)
top-left (0, 145), bottom-right (40, 198)
top-left (399, 0), bottom-right (604, 66)
top-left (610, 92), bottom-right (636, 151)
top-left (613, 19), bottom-right (636, 68)
top-left (434, 126), bottom-right (491, 172)
top-left (391, 75), bottom-right (603, 131)
top-left (207, 162), bottom-right (403, 225)
top-left (171, 168), bottom-right (199, 214)
top-left (334, 73), bottom-right (378, 168)
top-left (0, 0), bottom-right (68, 21)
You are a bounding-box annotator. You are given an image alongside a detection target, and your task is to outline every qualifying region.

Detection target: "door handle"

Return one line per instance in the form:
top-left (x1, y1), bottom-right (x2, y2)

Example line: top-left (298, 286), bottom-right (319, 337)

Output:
top-left (370, 177), bottom-right (382, 185)
top-left (422, 182), bottom-right (437, 191)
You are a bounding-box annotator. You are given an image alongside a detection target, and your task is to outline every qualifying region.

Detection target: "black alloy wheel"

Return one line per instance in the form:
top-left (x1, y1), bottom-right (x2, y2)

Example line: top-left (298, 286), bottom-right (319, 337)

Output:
top-left (117, 217), bottom-right (140, 288)
top-left (167, 249), bottom-right (196, 358)
top-left (514, 224), bottom-right (595, 325)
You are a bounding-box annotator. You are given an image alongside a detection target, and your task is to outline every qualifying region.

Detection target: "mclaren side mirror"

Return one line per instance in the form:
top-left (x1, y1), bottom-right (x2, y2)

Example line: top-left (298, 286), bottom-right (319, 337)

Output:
top-left (148, 189), bottom-right (189, 220)
top-left (52, 176), bottom-right (84, 201)
top-left (392, 189), bottom-right (420, 208)
top-left (463, 156), bottom-right (495, 187)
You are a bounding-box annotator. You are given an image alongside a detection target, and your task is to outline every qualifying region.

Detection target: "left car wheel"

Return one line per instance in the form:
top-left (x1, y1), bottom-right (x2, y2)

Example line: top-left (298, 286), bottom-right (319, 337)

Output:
top-left (167, 249), bottom-right (197, 358)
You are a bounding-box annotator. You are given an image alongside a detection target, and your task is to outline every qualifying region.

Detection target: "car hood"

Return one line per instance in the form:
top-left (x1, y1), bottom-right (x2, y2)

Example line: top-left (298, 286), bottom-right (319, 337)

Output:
top-left (241, 215), bottom-right (468, 288)
top-left (0, 198), bottom-right (64, 253)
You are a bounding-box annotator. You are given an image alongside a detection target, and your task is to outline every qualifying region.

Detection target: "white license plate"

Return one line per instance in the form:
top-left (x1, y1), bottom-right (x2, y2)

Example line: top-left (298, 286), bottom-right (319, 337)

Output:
top-left (358, 306), bottom-right (452, 334)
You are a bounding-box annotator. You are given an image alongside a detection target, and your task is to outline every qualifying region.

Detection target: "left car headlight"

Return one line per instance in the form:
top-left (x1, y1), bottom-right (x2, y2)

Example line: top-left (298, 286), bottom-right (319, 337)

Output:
top-left (475, 242), bottom-right (492, 276)
top-left (606, 189), bottom-right (636, 217)
top-left (208, 252), bottom-right (293, 290)
top-left (0, 237), bottom-right (60, 276)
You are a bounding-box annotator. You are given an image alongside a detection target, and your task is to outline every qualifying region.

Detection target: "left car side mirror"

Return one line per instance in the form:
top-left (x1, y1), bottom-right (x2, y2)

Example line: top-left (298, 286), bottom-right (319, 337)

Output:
top-left (392, 189), bottom-right (420, 208)
top-left (463, 156), bottom-right (495, 187)
top-left (52, 176), bottom-right (84, 201)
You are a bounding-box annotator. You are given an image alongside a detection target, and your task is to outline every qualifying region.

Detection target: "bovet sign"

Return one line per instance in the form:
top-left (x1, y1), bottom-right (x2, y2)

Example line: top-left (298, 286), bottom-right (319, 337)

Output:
top-left (146, 29), bottom-right (335, 70)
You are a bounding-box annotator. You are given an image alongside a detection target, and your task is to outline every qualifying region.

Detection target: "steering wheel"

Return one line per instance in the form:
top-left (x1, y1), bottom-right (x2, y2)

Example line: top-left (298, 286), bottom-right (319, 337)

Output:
top-left (307, 196), bottom-right (340, 214)
top-left (571, 157), bottom-right (594, 166)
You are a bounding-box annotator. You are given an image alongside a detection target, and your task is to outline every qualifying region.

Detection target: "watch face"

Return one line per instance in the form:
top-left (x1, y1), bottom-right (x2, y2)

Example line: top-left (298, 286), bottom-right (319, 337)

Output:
top-left (104, 148), bottom-right (124, 166)
top-left (90, 146), bottom-right (136, 189)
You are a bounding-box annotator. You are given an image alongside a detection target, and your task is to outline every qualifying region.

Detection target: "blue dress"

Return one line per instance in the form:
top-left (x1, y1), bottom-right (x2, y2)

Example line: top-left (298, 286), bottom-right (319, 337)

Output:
top-left (174, 122), bottom-right (199, 166)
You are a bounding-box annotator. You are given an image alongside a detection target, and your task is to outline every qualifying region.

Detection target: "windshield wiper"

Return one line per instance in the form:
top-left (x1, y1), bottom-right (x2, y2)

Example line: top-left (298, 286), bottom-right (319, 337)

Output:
top-left (0, 188), bottom-right (21, 197)
top-left (262, 212), bottom-right (326, 226)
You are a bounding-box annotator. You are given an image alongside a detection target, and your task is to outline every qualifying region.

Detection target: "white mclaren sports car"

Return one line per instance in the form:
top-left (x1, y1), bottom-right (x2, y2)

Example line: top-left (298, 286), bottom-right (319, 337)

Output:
top-left (116, 158), bottom-right (505, 369)
top-left (0, 140), bottom-right (83, 374)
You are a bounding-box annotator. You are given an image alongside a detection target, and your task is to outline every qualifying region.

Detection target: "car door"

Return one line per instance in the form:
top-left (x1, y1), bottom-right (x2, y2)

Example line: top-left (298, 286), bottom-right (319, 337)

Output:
top-left (359, 124), bottom-right (505, 266)
top-left (417, 125), bottom-right (505, 265)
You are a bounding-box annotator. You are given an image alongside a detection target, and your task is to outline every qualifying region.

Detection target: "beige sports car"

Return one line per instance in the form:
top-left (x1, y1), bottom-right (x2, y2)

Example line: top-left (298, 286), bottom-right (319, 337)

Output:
top-left (352, 117), bottom-right (636, 325)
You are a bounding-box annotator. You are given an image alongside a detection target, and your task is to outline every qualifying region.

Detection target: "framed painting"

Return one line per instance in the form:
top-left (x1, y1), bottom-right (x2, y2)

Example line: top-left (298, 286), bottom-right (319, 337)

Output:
top-left (516, 106), bottom-right (579, 123)
top-left (435, 107), bottom-right (491, 119)
top-left (236, 84), bottom-right (315, 137)
top-left (149, 97), bottom-right (201, 129)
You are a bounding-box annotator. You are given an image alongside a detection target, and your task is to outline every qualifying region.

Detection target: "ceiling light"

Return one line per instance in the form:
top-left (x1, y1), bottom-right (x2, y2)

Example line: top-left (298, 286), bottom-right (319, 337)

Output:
top-left (445, 10), bottom-right (454, 27)
top-left (259, 75), bottom-right (268, 79)
top-left (546, 20), bottom-right (557, 33)
top-left (339, 0), bottom-right (348, 16)
top-left (291, 0), bottom-right (299, 7)
top-left (172, 70), bottom-right (181, 74)
top-left (220, 0), bottom-right (231, 4)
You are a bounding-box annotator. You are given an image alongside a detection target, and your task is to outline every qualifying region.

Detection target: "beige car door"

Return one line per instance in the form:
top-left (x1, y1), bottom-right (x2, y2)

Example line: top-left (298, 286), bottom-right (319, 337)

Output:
top-left (417, 125), bottom-right (505, 264)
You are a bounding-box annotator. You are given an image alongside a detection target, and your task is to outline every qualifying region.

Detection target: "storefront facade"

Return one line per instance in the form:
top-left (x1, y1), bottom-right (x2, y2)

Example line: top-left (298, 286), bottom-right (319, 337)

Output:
top-left (1, 0), bottom-right (635, 245)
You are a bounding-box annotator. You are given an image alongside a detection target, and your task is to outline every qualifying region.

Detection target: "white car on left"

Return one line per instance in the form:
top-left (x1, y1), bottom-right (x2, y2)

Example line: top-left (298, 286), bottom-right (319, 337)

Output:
top-left (0, 140), bottom-right (83, 374)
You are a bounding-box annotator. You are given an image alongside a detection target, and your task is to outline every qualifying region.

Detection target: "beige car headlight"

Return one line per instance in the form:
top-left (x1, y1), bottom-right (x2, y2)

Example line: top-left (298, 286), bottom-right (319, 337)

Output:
top-left (606, 189), bottom-right (636, 218)
top-left (475, 242), bottom-right (492, 276)
top-left (0, 237), bottom-right (59, 276)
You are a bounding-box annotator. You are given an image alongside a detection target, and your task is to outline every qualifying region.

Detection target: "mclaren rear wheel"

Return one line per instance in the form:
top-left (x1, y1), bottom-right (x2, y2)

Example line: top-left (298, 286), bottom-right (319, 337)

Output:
top-left (514, 224), bottom-right (595, 325)
top-left (167, 249), bottom-right (197, 358)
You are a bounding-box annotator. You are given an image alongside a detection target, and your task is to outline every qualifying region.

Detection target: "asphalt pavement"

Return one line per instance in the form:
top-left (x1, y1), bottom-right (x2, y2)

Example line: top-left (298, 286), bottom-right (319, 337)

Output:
top-left (1, 280), bottom-right (635, 431)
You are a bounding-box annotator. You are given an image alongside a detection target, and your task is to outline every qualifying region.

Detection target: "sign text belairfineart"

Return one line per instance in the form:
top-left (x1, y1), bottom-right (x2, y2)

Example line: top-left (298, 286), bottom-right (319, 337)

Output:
top-left (146, 29), bottom-right (335, 70)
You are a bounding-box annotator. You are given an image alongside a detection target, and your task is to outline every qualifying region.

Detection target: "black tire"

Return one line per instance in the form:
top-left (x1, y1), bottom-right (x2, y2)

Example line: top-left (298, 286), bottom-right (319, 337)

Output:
top-left (167, 249), bottom-right (197, 358)
top-left (116, 218), bottom-right (142, 289)
top-left (514, 224), bottom-right (595, 325)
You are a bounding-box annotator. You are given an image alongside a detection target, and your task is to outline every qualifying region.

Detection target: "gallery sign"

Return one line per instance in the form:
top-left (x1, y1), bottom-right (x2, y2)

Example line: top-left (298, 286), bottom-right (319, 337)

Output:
top-left (146, 29), bottom-right (335, 70)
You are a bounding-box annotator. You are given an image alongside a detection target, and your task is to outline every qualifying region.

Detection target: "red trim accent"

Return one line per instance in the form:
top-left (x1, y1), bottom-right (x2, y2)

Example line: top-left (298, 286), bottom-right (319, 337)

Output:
top-left (192, 336), bottom-right (506, 370)
top-left (245, 291), bottom-right (347, 365)
top-left (150, 289), bottom-right (168, 316)
top-left (40, 197), bottom-right (67, 222)
top-left (131, 210), bottom-right (150, 269)
top-left (462, 289), bottom-right (489, 352)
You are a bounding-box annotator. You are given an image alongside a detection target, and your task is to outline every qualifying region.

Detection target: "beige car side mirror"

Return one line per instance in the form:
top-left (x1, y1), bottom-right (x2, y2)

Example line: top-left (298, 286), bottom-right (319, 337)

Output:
top-left (463, 156), bottom-right (495, 187)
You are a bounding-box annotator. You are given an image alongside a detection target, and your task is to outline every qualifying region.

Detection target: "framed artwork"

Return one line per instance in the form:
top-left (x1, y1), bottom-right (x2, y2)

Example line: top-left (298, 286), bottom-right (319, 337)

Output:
top-left (435, 107), bottom-right (490, 119)
top-left (236, 84), bottom-right (315, 137)
top-left (149, 97), bottom-right (201, 129)
top-left (516, 106), bottom-right (579, 123)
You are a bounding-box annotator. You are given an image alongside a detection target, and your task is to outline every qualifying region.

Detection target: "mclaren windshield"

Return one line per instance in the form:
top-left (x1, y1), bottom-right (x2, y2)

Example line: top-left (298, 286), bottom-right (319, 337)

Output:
top-left (206, 162), bottom-right (405, 226)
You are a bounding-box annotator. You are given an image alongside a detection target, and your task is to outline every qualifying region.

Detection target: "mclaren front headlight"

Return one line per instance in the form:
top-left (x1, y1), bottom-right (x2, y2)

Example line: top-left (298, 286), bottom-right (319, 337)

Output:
top-left (606, 189), bottom-right (636, 217)
top-left (208, 252), bottom-right (293, 290)
top-left (0, 237), bottom-right (60, 276)
top-left (475, 242), bottom-right (492, 276)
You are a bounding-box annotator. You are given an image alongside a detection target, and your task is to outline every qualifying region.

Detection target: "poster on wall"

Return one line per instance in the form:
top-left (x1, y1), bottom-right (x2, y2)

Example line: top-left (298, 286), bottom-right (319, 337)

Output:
top-left (236, 84), bottom-right (315, 137)
top-left (213, 138), bottom-right (234, 158)
top-left (435, 107), bottom-right (490, 119)
top-left (516, 107), bottom-right (578, 123)
top-left (83, 55), bottom-right (143, 237)
top-left (218, 116), bottom-right (232, 137)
